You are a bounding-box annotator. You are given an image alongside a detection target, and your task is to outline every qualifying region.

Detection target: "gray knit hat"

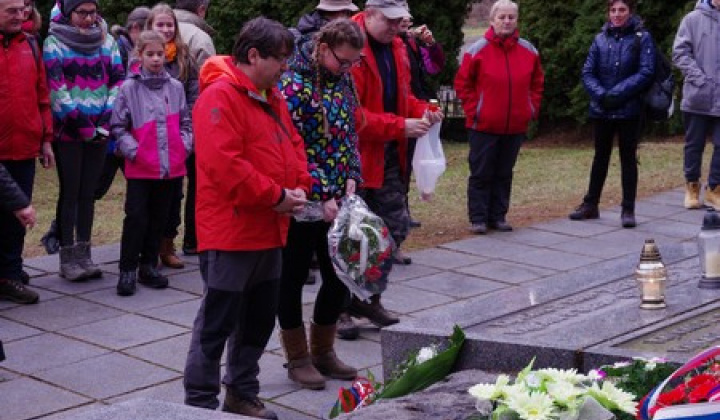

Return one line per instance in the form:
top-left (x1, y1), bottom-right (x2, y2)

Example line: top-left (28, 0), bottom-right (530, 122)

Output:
top-left (61, 0), bottom-right (98, 17)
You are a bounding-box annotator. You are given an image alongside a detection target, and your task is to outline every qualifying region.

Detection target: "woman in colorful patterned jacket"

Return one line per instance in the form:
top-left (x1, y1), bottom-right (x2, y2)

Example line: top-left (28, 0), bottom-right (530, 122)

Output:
top-left (276, 18), bottom-right (364, 391)
top-left (111, 30), bottom-right (193, 297)
top-left (43, 0), bottom-right (124, 282)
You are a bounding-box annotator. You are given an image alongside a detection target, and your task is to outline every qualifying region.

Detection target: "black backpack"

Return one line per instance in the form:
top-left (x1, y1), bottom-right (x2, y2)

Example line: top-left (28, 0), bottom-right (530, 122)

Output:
top-left (635, 31), bottom-right (675, 121)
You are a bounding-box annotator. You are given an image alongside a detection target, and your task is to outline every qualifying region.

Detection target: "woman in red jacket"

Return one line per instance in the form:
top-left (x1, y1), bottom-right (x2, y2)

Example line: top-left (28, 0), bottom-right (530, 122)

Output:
top-left (454, 0), bottom-right (544, 234)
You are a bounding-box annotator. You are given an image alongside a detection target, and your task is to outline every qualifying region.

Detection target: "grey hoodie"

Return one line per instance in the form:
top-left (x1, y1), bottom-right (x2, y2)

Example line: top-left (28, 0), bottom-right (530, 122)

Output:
top-left (672, 0), bottom-right (720, 116)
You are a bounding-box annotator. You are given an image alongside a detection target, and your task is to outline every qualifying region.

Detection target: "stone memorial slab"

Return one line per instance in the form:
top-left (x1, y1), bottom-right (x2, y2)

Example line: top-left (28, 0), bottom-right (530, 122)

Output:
top-left (454, 259), bottom-right (556, 284)
top-left (66, 398), bottom-right (251, 420)
top-left (381, 243), bottom-right (714, 376)
top-left (406, 248), bottom-right (488, 269)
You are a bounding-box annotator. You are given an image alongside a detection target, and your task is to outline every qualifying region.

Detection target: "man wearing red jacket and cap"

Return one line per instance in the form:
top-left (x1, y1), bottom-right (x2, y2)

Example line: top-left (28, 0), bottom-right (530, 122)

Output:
top-left (0, 0), bottom-right (54, 305)
top-left (183, 17), bottom-right (311, 420)
top-left (337, 0), bottom-right (442, 336)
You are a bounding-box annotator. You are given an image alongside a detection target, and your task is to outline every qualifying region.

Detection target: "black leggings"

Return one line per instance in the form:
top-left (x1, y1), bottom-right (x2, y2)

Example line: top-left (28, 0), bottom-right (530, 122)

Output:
top-left (277, 220), bottom-right (350, 329)
top-left (55, 141), bottom-right (106, 246)
top-left (583, 118), bottom-right (640, 211)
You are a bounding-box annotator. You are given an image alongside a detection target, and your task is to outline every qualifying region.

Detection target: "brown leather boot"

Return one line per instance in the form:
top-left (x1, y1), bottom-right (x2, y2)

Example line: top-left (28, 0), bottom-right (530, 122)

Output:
top-left (279, 326), bottom-right (326, 390)
top-left (684, 181), bottom-right (702, 209)
top-left (347, 295), bottom-right (399, 327)
top-left (310, 322), bottom-right (357, 380)
top-left (707, 185), bottom-right (720, 210)
top-left (159, 237), bottom-right (184, 269)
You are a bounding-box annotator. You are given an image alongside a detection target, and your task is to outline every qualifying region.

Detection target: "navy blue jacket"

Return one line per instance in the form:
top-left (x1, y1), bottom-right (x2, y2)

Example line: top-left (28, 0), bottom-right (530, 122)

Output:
top-left (582, 16), bottom-right (655, 119)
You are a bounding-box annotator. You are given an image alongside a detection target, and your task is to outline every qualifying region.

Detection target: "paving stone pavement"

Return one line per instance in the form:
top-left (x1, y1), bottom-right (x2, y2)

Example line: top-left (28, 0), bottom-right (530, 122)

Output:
top-left (0, 187), bottom-right (705, 420)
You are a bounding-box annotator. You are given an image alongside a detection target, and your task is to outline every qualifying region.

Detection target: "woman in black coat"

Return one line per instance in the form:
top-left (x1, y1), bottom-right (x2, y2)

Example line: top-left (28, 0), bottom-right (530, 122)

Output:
top-left (569, 0), bottom-right (655, 228)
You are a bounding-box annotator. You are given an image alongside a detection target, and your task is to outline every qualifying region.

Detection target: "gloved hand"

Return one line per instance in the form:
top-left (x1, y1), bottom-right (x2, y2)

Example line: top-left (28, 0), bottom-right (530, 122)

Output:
top-left (601, 93), bottom-right (623, 110)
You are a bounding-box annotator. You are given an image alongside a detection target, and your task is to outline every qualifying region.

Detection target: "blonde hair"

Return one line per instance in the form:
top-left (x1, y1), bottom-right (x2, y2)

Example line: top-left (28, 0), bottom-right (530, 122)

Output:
top-left (135, 30), bottom-right (166, 55)
top-left (489, 0), bottom-right (519, 21)
top-left (145, 3), bottom-right (194, 82)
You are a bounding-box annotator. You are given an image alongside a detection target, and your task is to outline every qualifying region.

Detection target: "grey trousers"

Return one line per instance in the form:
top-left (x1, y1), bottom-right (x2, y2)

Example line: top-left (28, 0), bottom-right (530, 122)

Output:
top-left (184, 249), bottom-right (281, 409)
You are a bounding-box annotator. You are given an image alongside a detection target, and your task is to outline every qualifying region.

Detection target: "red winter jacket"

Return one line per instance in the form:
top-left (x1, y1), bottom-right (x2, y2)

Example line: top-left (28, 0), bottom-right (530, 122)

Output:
top-left (193, 56), bottom-right (312, 251)
top-left (351, 13), bottom-right (428, 189)
top-left (0, 32), bottom-right (52, 160)
top-left (454, 27), bottom-right (544, 135)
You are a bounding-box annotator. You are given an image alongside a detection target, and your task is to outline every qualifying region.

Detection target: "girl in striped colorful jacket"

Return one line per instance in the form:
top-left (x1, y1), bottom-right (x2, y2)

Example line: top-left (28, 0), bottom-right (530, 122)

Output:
top-left (43, 0), bottom-right (124, 282)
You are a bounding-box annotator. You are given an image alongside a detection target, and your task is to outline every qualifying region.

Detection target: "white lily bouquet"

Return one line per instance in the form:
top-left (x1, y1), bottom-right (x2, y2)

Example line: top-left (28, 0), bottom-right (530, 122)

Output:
top-left (468, 359), bottom-right (637, 420)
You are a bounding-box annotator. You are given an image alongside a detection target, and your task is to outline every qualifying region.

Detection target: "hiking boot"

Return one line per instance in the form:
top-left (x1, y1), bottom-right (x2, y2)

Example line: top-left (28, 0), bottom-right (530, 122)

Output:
top-left (469, 223), bottom-right (487, 234)
top-left (685, 181), bottom-right (702, 209)
top-left (222, 393), bottom-right (278, 420)
top-left (568, 203), bottom-right (599, 220)
top-left (488, 220), bottom-right (513, 232)
top-left (59, 245), bottom-right (87, 282)
top-left (279, 326), bottom-right (326, 390)
top-left (138, 265), bottom-right (169, 289)
top-left (347, 295), bottom-right (399, 328)
top-left (336, 312), bottom-right (359, 340)
top-left (19, 270), bottom-right (30, 285)
top-left (0, 278), bottom-right (39, 304)
top-left (40, 220), bottom-right (60, 255)
top-left (76, 242), bottom-right (102, 279)
top-left (310, 322), bottom-right (357, 380)
top-left (116, 271), bottom-right (137, 296)
top-left (392, 249), bottom-right (412, 265)
top-left (621, 210), bottom-right (636, 228)
top-left (159, 238), bottom-right (184, 269)
top-left (706, 185), bottom-right (720, 210)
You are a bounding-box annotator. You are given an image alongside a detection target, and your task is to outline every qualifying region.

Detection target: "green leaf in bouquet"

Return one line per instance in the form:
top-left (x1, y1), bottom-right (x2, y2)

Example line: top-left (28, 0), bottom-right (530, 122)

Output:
top-left (376, 325), bottom-right (466, 399)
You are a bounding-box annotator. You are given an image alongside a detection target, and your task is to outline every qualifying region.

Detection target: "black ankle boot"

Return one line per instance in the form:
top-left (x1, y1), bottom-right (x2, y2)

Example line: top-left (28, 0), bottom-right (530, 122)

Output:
top-left (117, 271), bottom-right (137, 296)
top-left (569, 203), bottom-right (599, 220)
top-left (621, 209), bottom-right (636, 228)
top-left (138, 265), bottom-right (169, 289)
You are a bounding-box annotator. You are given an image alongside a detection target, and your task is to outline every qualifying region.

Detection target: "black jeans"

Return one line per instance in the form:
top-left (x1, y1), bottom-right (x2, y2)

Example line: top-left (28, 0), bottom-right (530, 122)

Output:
top-left (0, 159), bottom-right (34, 281)
top-left (360, 143), bottom-right (410, 247)
top-left (467, 130), bottom-right (524, 224)
top-left (583, 118), bottom-right (640, 211)
top-left (683, 112), bottom-right (720, 187)
top-left (164, 153), bottom-right (197, 247)
top-left (278, 220), bottom-right (350, 330)
top-left (119, 178), bottom-right (179, 271)
top-left (55, 141), bottom-right (106, 246)
top-left (184, 249), bottom-right (280, 409)
top-left (94, 153), bottom-right (124, 200)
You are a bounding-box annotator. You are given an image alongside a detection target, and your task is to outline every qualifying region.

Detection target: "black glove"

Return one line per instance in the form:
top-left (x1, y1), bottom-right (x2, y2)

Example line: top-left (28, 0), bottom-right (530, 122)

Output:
top-left (601, 93), bottom-right (623, 110)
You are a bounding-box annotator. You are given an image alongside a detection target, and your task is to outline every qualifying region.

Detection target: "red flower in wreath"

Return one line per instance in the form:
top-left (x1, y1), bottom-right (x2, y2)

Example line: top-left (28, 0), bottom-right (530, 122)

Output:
top-left (657, 383), bottom-right (686, 407)
top-left (365, 267), bottom-right (383, 282)
top-left (381, 227), bottom-right (389, 238)
top-left (348, 252), bottom-right (360, 263)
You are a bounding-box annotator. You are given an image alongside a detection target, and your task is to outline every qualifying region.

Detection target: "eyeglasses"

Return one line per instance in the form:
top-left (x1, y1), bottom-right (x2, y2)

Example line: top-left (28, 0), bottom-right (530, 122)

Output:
top-left (73, 9), bottom-right (98, 19)
top-left (3, 6), bottom-right (25, 16)
top-left (329, 47), bottom-right (362, 70)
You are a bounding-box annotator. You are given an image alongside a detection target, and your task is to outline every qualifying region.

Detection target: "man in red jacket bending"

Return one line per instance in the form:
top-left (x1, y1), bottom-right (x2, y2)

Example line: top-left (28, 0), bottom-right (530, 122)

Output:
top-left (338, 0), bottom-right (442, 336)
top-left (183, 17), bottom-right (311, 420)
top-left (0, 0), bottom-right (55, 305)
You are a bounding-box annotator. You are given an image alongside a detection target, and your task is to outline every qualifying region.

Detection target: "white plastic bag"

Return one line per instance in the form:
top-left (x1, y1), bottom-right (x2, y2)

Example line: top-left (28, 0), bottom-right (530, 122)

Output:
top-left (412, 122), bottom-right (445, 196)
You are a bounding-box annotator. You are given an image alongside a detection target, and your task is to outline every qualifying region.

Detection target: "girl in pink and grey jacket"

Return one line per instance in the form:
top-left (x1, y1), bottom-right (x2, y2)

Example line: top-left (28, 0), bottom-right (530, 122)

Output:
top-left (110, 30), bottom-right (193, 296)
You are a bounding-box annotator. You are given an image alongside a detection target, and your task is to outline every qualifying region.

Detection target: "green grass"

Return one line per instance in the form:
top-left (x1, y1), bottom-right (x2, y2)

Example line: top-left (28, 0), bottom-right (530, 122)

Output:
top-left (23, 136), bottom-right (689, 257)
top-left (405, 137), bottom-right (689, 250)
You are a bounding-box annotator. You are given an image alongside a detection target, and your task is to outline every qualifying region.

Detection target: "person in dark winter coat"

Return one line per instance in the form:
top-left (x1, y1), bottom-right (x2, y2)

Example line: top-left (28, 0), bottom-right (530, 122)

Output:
top-left (569, 0), bottom-right (655, 228)
top-left (290, 0), bottom-right (359, 40)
